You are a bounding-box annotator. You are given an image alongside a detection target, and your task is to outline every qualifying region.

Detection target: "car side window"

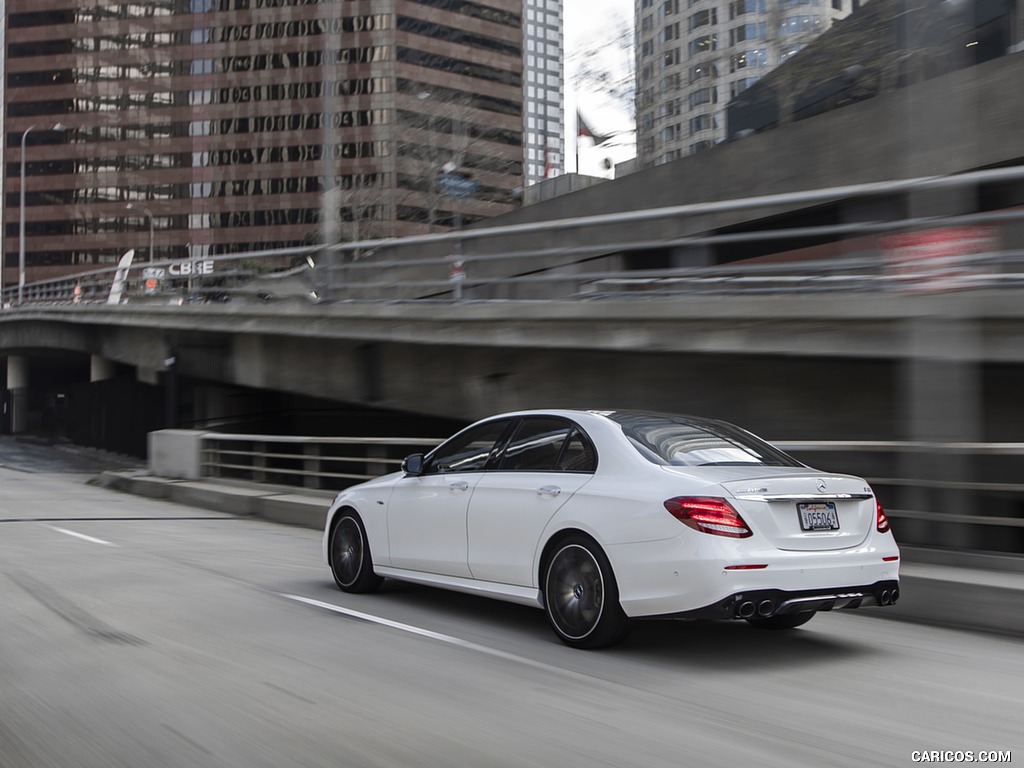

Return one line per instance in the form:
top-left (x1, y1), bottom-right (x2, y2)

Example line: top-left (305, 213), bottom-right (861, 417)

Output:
top-left (425, 420), bottom-right (510, 474)
top-left (499, 418), bottom-right (577, 472)
top-left (555, 429), bottom-right (597, 473)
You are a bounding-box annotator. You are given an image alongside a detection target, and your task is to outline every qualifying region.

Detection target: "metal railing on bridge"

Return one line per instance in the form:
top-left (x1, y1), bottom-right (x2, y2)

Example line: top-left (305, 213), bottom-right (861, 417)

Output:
top-left (197, 432), bottom-right (1024, 560)
top-left (4, 166), bottom-right (1024, 307)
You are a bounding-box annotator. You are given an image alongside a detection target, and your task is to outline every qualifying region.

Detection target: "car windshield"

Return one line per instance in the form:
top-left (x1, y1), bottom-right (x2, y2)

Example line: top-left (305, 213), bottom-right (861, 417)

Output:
top-left (606, 412), bottom-right (802, 468)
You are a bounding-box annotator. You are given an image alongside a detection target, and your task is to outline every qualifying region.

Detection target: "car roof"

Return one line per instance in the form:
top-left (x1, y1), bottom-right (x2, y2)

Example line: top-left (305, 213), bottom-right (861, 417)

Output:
top-left (482, 409), bottom-right (723, 427)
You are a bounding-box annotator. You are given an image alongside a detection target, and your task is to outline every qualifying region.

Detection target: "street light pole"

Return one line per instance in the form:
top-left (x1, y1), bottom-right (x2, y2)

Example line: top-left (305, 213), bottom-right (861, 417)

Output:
top-left (126, 203), bottom-right (155, 262)
top-left (18, 123), bottom-right (64, 305)
top-left (145, 208), bottom-right (154, 263)
top-left (18, 125), bottom-right (36, 306)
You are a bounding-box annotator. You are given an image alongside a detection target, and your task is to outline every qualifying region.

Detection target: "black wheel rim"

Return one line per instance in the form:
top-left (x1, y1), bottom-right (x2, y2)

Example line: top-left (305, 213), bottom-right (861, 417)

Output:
top-left (332, 517), bottom-right (363, 587)
top-left (546, 544), bottom-right (604, 640)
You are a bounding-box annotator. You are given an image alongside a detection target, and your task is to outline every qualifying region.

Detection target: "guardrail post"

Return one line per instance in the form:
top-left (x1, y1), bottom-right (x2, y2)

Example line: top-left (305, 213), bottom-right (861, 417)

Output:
top-left (366, 444), bottom-right (388, 478)
top-left (253, 441), bottom-right (266, 484)
top-left (303, 443), bottom-right (319, 490)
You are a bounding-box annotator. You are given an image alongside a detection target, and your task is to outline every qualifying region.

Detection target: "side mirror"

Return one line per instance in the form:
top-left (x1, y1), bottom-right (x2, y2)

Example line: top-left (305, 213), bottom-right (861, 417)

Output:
top-left (401, 453), bottom-right (425, 476)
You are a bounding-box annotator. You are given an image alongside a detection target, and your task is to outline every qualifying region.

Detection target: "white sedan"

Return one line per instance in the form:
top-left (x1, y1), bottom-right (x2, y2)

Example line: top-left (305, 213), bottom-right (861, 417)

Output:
top-left (323, 410), bottom-right (900, 648)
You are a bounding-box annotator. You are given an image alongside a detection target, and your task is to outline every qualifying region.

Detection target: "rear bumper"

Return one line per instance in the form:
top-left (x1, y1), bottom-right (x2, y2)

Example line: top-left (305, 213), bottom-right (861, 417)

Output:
top-left (650, 579), bottom-right (901, 621)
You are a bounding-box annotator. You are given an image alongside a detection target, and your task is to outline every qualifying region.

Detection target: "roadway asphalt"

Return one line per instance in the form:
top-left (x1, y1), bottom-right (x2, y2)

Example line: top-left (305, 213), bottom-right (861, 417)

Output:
top-left (3, 435), bottom-right (1024, 637)
top-left (1, 464), bottom-right (1020, 768)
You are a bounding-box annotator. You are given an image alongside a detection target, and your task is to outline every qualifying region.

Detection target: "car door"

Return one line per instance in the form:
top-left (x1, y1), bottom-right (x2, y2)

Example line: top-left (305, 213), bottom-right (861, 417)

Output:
top-left (467, 417), bottom-right (597, 587)
top-left (387, 418), bottom-right (512, 578)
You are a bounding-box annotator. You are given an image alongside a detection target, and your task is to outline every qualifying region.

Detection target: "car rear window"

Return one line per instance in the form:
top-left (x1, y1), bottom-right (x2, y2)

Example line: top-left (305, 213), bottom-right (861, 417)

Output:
top-left (606, 412), bottom-right (802, 468)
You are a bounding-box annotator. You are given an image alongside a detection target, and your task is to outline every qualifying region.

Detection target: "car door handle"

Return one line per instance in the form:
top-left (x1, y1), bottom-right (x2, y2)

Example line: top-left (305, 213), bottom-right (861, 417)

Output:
top-left (449, 480), bottom-right (470, 492)
top-left (537, 485), bottom-right (561, 497)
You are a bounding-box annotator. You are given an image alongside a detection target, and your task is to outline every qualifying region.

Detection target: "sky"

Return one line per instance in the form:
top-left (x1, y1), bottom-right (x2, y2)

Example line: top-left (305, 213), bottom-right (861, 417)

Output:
top-left (563, 0), bottom-right (636, 176)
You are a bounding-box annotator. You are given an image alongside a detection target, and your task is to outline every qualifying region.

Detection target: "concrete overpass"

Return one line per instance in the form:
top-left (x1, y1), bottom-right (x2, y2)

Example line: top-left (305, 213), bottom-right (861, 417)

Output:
top-left (2, 288), bottom-right (1023, 440)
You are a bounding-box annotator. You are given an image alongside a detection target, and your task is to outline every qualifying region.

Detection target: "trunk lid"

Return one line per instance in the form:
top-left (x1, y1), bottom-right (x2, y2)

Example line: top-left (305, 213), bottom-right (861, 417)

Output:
top-left (715, 470), bottom-right (876, 551)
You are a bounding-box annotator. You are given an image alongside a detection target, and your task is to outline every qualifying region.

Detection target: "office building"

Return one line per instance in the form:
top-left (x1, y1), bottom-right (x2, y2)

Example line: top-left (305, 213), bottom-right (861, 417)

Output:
top-left (3, 0), bottom-right (524, 285)
top-left (522, 0), bottom-right (564, 185)
top-left (634, 0), bottom-right (851, 167)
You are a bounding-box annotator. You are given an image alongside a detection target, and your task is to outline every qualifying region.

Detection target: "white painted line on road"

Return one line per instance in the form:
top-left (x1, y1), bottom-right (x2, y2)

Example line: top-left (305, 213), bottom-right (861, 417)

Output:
top-left (280, 593), bottom-right (597, 682)
top-left (47, 526), bottom-right (118, 547)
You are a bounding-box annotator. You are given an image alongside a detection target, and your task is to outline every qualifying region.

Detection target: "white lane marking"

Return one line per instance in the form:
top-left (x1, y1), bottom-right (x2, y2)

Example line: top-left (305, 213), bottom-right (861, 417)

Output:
top-left (47, 526), bottom-right (118, 547)
top-left (280, 593), bottom-right (597, 682)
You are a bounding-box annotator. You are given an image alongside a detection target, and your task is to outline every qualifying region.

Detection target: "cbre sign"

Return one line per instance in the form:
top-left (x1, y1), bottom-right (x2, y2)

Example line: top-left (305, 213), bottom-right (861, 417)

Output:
top-left (168, 259), bottom-right (215, 277)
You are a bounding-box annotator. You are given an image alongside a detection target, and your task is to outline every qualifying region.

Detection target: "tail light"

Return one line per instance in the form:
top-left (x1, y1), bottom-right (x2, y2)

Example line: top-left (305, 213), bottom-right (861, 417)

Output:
top-left (876, 501), bottom-right (890, 533)
top-left (664, 497), bottom-right (752, 538)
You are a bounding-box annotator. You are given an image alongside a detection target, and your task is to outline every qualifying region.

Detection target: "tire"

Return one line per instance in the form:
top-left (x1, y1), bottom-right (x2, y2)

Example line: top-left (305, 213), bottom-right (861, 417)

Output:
top-left (745, 611), bottom-right (816, 630)
top-left (543, 535), bottom-right (630, 649)
top-left (329, 510), bottom-right (383, 593)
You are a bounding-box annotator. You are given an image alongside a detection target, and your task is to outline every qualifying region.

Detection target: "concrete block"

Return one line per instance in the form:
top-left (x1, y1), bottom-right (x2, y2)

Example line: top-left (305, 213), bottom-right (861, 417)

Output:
top-left (149, 430), bottom-right (205, 480)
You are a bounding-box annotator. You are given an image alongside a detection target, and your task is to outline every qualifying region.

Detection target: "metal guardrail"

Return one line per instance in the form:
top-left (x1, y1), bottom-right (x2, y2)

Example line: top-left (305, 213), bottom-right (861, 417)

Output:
top-left (197, 433), bottom-right (1024, 554)
top-left (201, 433), bottom-right (443, 489)
top-left (4, 166), bottom-right (1024, 307)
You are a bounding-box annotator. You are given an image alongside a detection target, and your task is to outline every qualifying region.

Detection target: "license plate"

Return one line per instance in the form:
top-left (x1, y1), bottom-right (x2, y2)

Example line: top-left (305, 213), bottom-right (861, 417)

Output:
top-left (798, 502), bottom-right (840, 531)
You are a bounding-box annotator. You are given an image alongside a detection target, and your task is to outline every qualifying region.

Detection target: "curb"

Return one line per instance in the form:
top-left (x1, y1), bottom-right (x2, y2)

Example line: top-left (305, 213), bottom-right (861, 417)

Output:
top-left (99, 471), bottom-right (330, 530)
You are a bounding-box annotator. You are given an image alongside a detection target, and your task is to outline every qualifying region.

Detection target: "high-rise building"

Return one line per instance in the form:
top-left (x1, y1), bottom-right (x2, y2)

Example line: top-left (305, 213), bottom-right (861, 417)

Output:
top-left (522, 0), bottom-right (563, 185)
top-left (3, 0), bottom-right (524, 285)
top-left (634, 0), bottom-right (851, 167)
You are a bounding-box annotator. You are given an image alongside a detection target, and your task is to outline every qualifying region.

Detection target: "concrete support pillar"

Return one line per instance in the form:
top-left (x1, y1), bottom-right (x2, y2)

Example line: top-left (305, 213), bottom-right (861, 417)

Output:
top-left (90, 355), bottom-right (116, 382)
top-left (137, 367), bottom-right (159, 386)
top-left (7, 355), bottom-right (28, 390)
top-left (6, 356), bottom-right (29, 433)
top-left (898, 317), bottom-right (982, 549)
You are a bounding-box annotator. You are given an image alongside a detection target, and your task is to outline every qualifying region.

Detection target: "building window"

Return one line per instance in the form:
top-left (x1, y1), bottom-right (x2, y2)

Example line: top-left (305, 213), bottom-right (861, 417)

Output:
top-left (689, 113), bottom-right (717, 134)
top-left (687, 34), bottom-right (717, 58)
top-left (730, 48), bottom-right (769, 71)
top-left (691, 139), bottom-right (714, 154)
top-left (660, 23), bottom-right (680, 42)
top-left (728, 0), bottom-right (766, 19)
top-left (660, 99), bottom-right (682, 117)
top-left (780, 15), bottom-right (823, 35)
top-left (660, 73), bottom-right (681, 92)
top-left (688, 86), bottom-right (717, 108)
top-left (687, 8), bottom-right (717, 32)
top-left (729, 22), bottom-right (766, 46)
top-left (689, 61), bottom-right (719, 81)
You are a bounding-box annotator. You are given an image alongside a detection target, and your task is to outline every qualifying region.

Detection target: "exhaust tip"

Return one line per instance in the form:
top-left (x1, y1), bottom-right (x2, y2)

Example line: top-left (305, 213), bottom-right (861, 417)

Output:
top-left (757, 599), bottom-right (774, 617)
top-left (880, 590), bottom-right (892, 606)
top-left (891, 588), bottom-right (899, 604)
top-left (738, 601), bottom-right (756, 619)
